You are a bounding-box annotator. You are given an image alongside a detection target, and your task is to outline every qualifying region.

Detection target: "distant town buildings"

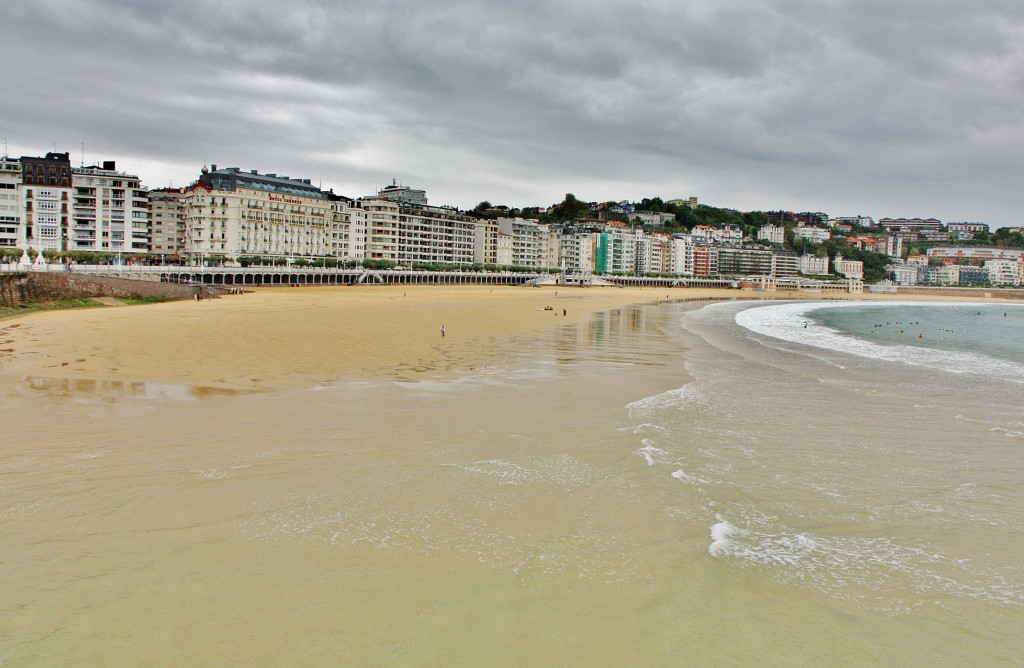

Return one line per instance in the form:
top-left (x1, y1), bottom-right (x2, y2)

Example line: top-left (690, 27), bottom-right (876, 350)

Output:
top-left (1, 146), bottom-right (1018, 288)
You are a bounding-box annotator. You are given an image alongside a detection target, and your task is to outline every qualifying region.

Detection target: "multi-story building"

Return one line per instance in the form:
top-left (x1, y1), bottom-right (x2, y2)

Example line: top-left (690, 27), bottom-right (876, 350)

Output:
top-left (0, 158), bottom-right (21, 249)
top-left (377, 182), bottom-right (427, 206)
top-left (666, 197), bottom-right (698, 210)
top-left (691, 224), bottom-right (742, 245)
top-left (634, 211), bottom-right (676, 229)
top-left (927, 246), bottom-right (1024, 263)
top-left (829, 215), bottom-right (875, 228)
top-left (794, 225), bottom-right (831, 243)
top-left (71, 161), bottom-right (149, 254)
top-left (772, 249), bottom-right (799, 277)
top-left (890, 263), bottom-right (921, 286)
top-left (21, 152), bottom-right (73, 253)
top-left (183, 165), bottom-right (334, 264)
top-left (692, 244), bottom-right (718, 276)
top-left (557, 228), bottom-right (596, 274)
top-left (757, 224), bottom-right (785, 245)
top-left (496, 232), bottom-right (513, 266)
top-left (473, 218), bottom-right (498, 265)
top-left (496, 217), bottom-right (546, 268)
top-left (594, 228), bottom-right (636, 275)
top-left (947, 222), bottom-right (989, 240)
top-left (668, 235), bottom-right (694, 276)
top-left (147, 187), bottom-right (186, 257)
top-left (984, 259), bottom-right (1021, 286)
top-left (717, 247), bottom-right (774, 276)
top-left (327, 194), bottom-right (367, 262)
top-left (799, 254), bottom-right (829, 275)
top-left (362, 191), bottom-right (477, 266)
top-left (834, 254), bottom-right (864, 279)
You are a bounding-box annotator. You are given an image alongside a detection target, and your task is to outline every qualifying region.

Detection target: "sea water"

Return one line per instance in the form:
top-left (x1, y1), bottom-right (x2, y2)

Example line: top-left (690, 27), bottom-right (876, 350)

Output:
top-left (2, 298), bottom-right (1023, 665)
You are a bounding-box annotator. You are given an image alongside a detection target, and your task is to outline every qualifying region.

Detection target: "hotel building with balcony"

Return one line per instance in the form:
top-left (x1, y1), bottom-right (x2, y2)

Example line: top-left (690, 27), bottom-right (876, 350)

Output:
top-left (183, 166), bottom-right (335, 264)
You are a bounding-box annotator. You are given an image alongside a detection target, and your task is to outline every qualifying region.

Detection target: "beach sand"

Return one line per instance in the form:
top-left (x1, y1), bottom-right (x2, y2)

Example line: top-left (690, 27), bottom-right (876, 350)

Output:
top-left (0, 284), bottom-right (1002, 391)
top-left (3, 284), bottom-right (1023, 665)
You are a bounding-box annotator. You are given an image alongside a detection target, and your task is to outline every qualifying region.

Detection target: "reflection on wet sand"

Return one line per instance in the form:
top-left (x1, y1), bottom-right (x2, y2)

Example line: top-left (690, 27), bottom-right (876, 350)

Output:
top-left (25, 376), bottom-right (248, 400)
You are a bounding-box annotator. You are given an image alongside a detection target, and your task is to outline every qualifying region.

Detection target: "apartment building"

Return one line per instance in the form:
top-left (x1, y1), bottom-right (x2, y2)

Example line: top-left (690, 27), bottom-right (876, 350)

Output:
top-left (717, 247), bottom-right (774, 276)
top-left (772, 249), bottom-right (799, 277)
top-left (757, 223), bottom-right (785, 245)
top-left (799, 254), bottom-right (829, 275)
top-left (793, 225), bottom-right (831, 243)
top-left (557, 228), bottom-right (596, 274)
top-left (594, 228), bottom-right (636, 274)
top-left (984, 259), bottom-right (1021, 286)
top-left (834, 254), bottom-right (864, 279)
top-left (147, 187), bottom-right (186, 256)
top-left (71, 161), bottom-right (149, 253)
top-left (692, 244), bottom-right (718, 276)
top-left (496, 217), bottom-right (546, 268)
top-left (947, 222), bottom-right (989, 239)
top-left (0, 158), bottom-right (21, 249)
top-left (21, 152), bottom-right (72, 253)
top-left (183, 166), bottom-right (334, 264)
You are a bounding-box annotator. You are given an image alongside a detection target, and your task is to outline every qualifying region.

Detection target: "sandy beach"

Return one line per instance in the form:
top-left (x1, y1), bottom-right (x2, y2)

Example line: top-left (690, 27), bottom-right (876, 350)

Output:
top-left (3, 284), bottom-right (1024, 665)
top-left (1, 284), bottom-right (1009, 392)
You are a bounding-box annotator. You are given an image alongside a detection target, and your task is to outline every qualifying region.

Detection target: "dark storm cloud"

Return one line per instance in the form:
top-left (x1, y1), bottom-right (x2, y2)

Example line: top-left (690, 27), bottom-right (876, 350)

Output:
top-left (3, 0), bottom-right (1022, 225)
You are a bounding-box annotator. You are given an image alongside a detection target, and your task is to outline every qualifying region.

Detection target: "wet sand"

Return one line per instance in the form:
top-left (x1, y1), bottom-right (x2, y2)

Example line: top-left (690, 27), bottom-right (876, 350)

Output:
top-left (0, 284), bottom-right (1002, 391)
top-left (2, 286), bottom-right (1022, 665)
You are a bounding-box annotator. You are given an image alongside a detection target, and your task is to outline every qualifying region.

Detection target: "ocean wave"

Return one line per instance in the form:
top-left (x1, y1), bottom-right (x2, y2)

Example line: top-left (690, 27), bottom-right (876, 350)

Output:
top-left (626, 383), bottom-right (706, 420)
top-left (708, 516), bottom-right (1024, 608)
top-left (734, 302), bottom-right (1024, 383)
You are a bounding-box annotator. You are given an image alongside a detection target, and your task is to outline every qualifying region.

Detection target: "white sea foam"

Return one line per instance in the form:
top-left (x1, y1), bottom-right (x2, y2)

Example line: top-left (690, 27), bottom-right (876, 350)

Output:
top-left (638, 439), bottom-right (669, 466)
top-left (626, 383), bottom-right (706, 420)
top-left (734, 301), bottom-right (1024, 383)
top-left (707, 515), bottom-right (1024, 607)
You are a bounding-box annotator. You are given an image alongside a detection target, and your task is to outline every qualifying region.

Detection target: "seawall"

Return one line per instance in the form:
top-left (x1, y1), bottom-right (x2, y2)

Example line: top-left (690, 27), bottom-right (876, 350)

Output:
top-left (0, 272), bottom-right (197, 308)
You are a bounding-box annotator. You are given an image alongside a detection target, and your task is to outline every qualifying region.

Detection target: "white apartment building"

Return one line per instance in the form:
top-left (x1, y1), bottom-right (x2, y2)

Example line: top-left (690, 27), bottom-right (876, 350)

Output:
top-left (890, 264), bottom-right (921, 286)
top-left (71, 161), bottom-right (149, 254)
top-left (363, 192), bottom-right (477, 266)
top-left (0, 158), bottom-right (21, 249)
top-left (834, 254), bottom-right (864, 280)
top-left (634, 211), bottom-right (676, 228)
top-left (329, 196), bottom-right (367, 261)
top-left (799, 254), bottom-right (829, 275)
top-left (184, 166), bottom-right (334, 264)
top-left (984, 259), bottom-right (1021, 286)
top-left (669, 235), bottom-right (694, 276)
top-left (496, 232), bottom-right (513, 266)
top-left (558, 229), bottom-right (596, 274)
top-left (757, 223), bottom-right (785, 245)
top-left (692, 224), bottom-right (742, 245)
top-left (496, 217), bottom-right (546, 268)
top-left (794, 225), bottom-right (831, 243)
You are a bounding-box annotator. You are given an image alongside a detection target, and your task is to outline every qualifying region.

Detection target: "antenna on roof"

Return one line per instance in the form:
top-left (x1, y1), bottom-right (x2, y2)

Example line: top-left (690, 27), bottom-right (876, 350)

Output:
top-left (81, 142), bottom-right (85, 168)
top-left (1, 137), bottom-right (6, 159)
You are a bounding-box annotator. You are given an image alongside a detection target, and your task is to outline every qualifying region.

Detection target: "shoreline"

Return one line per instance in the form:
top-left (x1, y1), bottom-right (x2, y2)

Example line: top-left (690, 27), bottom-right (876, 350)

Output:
top-left (0, 284), bottom-right (1020, 393)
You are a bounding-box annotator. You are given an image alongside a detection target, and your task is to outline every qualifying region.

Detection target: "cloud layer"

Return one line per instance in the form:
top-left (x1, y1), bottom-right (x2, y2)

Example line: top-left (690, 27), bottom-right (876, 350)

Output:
top-left (4, 0), bottom-right (1022, 226)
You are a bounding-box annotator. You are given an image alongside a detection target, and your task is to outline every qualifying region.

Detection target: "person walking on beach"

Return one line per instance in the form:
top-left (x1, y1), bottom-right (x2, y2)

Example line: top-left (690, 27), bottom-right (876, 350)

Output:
top-left (440, 324), bottom-right (446, 338)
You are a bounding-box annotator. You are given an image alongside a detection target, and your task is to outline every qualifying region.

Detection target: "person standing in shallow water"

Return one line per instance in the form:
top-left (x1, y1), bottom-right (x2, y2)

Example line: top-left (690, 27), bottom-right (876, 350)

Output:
top-left (440, 324), bottom-right (445, 338)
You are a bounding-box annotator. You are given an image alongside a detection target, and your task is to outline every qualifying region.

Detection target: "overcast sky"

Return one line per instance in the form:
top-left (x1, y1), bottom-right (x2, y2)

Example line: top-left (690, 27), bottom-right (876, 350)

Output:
top-left (4, 0), bottom-right (1022, 227)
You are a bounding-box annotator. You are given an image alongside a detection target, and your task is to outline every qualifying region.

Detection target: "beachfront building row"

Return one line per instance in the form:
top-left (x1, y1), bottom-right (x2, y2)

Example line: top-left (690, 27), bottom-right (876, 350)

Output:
top-left (0, 152), bottom-right (150, 255)
top-left (888, 261), bottom-right (1021, 287)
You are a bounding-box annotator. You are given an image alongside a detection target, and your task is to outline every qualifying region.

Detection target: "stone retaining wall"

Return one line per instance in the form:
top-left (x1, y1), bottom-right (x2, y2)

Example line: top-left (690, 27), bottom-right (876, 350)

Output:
top-left (0, 272), bottom-right (198, 308)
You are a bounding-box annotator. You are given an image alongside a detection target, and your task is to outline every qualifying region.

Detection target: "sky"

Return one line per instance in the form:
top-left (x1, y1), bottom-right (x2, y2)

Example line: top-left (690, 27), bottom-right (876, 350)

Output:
top-left (3, 0), bottom-right (1022, 228)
